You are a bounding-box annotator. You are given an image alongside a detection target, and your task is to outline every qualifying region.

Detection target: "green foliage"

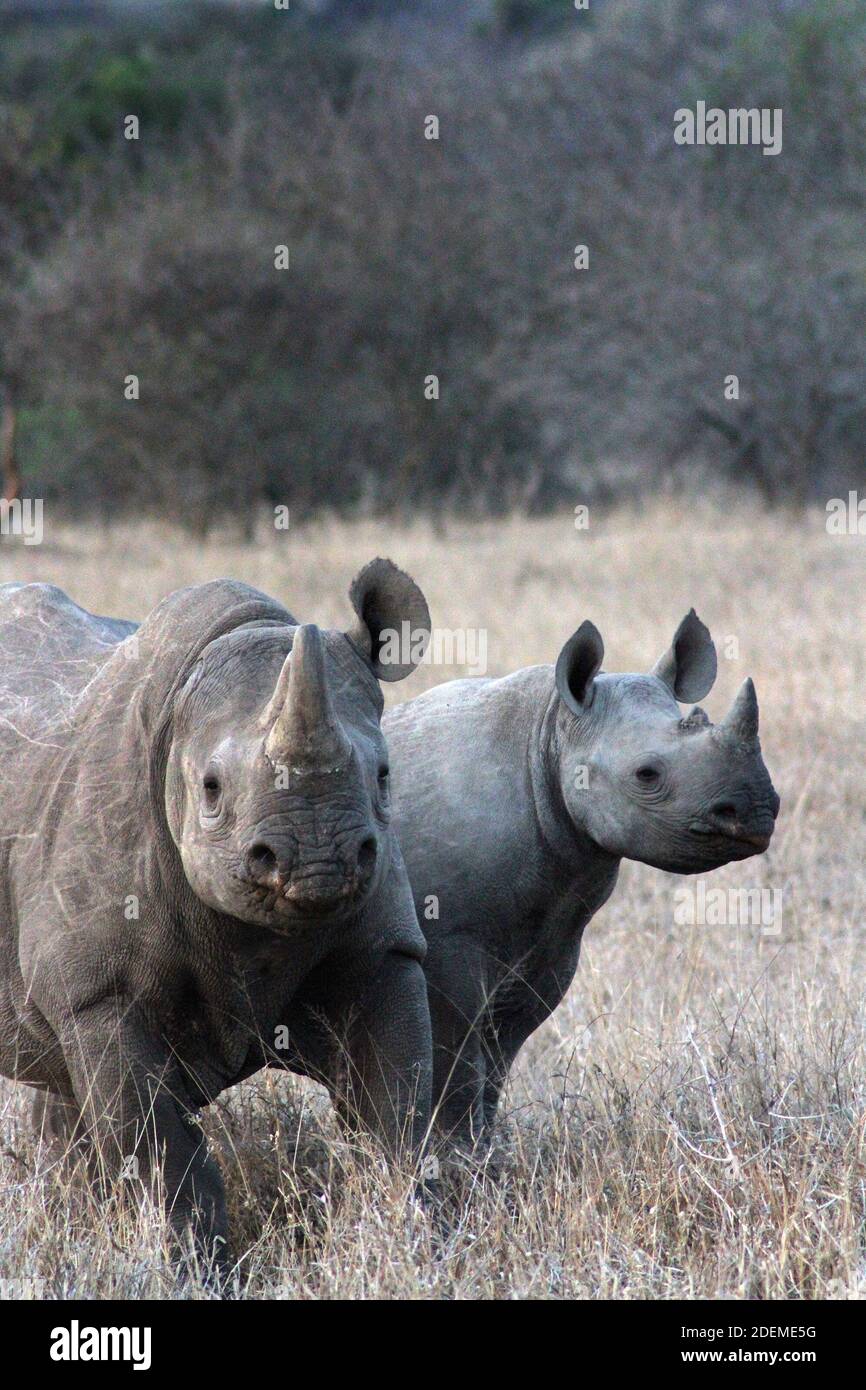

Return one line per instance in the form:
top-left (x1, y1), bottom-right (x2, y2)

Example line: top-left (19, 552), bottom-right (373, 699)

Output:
top-left (46, 48), bottom-right (192, 162)
top-left (15, 404), bottom-right (91, 496)
top-left (0, 5), bottom-right (359, 179)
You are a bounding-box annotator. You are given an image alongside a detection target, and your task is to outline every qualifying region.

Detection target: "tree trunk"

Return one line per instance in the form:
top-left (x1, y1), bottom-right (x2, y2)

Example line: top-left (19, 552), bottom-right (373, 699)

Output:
top-left (1, 395), bottom-right (21, 503)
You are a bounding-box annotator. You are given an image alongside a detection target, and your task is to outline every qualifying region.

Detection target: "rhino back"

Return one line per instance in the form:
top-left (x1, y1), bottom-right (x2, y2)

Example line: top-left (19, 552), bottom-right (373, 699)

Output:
top-left (0, 582), bottom-right (137, 745)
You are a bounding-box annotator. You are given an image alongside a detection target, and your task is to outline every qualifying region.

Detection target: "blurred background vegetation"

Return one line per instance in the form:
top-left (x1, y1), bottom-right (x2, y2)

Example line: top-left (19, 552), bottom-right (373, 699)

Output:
top-left (1, 0), bottom-right (864, 530)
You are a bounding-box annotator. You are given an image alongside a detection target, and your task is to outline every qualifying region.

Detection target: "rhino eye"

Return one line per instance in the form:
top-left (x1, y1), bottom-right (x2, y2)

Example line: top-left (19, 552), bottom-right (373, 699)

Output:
top-left (635, 764), bottom-right (661, 785)
top-left (202, 770), bottom-right (222, 811)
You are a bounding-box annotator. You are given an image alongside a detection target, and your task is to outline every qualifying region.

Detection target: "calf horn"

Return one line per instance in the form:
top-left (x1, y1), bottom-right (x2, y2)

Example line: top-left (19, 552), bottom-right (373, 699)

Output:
top-left (720, 677), bottom-right (759, 743)
top-left (263, 624), bottom-right (351, 769)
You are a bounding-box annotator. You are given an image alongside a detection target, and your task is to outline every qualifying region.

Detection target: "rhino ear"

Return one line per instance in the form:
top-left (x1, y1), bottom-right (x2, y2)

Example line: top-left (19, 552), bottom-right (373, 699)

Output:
top-left (555, 620), bottom-right (604, 714)
top-left (651, 609), bottom-right (717, 703)
top-left (347, 558), bottom-right (431, 682)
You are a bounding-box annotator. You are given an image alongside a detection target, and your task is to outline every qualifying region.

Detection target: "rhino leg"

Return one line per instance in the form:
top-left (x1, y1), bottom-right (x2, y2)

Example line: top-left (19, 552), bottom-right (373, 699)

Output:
top-left (31, 1089), bottom-right (82, 1145)
top-left (481, 1053), bottom-right (507, 1133)
top-left (480, 1021), bottom-right (531, 1132)
top-left (31, 1088), bottom-right (95, 1179)
top-left (480, 952), bottom-right (582, 1132)
top-left (449, 1018), bottom-right (527, 1142)
top-left (57, 1000), bottom-right (230, 1277)
top-left (31, 1089), bottom-right (109, 1199)
top-left (426, 945), bottom-right (491, 1148)
top-left (431, 1015), bottom-right (487, 1148)
top-left (335, 951), bottom-right (432, 1157)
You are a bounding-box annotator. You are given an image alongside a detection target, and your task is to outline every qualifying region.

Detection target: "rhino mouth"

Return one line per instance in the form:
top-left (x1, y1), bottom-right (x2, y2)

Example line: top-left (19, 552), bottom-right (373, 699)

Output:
top-left (688, 819), bottom-right (774, 854)
top-left (729, 830), bottom-right (772, 851)
top-left (236, 868), bottom-right (364, 923)
top-left (281, 877), bottom-right (359, 917)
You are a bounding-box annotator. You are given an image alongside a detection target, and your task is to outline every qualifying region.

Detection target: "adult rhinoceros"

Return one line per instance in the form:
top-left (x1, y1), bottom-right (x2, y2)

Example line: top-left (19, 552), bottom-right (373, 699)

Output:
top-left (385, 611), bottom-right (780, 1147)
top-left (0, 561), bottom-right (433, 1271)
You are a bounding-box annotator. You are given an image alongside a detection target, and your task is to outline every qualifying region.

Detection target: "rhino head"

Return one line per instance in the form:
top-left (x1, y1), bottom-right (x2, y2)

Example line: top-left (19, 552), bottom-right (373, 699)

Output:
top-left (552, 611), bottom-right (780, 874)
top-left (165, 559), bottom-right (430, 929)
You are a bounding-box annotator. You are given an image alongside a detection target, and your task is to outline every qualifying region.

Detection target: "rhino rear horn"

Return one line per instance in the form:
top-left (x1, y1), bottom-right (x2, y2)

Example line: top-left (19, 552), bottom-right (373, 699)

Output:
top-left (263, 624), bottom-right (351, 768)
top-left (347, 557), bottom-right (431, 682)
top-left (651, 609), bottom-right (717, 703)
top-left (720, 677), bottom-right (759, 743)
top-left (555, 620), bottom-right (604, 715)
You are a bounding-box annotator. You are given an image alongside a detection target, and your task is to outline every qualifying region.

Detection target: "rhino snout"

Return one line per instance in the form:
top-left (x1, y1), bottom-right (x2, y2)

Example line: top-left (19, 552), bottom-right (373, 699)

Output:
top-left (244, 832), bottom-right (379, 913)
top-left (693, 784), bottom-right (780, 851)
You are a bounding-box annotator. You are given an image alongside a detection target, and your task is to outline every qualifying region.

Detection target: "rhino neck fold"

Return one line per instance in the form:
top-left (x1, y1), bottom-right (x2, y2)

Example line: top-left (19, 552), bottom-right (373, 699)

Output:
top-left (530, 679), bottom-right (619, 875)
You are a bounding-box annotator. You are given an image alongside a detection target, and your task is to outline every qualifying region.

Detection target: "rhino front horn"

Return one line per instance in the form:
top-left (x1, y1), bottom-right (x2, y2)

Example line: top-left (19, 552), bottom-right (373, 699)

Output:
top-left (720, 677), bottom-right (759, 743)
top-left (263, 624), bottom-right (351, 769)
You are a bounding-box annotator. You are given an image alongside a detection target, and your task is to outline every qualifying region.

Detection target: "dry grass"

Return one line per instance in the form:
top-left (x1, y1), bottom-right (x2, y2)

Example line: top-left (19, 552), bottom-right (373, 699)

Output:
top-left (1, 498), bottom-right (864, 1299)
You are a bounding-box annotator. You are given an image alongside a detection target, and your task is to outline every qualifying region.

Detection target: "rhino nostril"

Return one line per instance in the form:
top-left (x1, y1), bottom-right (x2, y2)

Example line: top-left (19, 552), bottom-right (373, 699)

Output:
top-left (710, 802), bottom-right (739, 822)
top-left (247, 842), bottom-right (278, 881)
top-left (356, 836), bottom-right (377, 884)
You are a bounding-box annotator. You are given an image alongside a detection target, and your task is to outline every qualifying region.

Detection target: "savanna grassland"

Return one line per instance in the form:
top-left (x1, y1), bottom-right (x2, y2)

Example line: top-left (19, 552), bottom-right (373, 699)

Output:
top-left (0, 500), bottom-right (864, 1299)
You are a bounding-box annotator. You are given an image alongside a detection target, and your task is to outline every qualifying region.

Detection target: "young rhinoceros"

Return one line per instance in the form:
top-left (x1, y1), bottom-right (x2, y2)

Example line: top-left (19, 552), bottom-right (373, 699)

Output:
top-left (0, 561), bottom-right (432, 1269)
top-left (384, 611), bottom-right (780, 1146)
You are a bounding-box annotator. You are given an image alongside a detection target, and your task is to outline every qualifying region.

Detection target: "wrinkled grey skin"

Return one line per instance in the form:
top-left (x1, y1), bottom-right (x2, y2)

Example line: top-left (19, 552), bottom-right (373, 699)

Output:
top-left (0, 560), bottom-right (433, 1271)
top-left (385, 611), bottom-right (780, 1146)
